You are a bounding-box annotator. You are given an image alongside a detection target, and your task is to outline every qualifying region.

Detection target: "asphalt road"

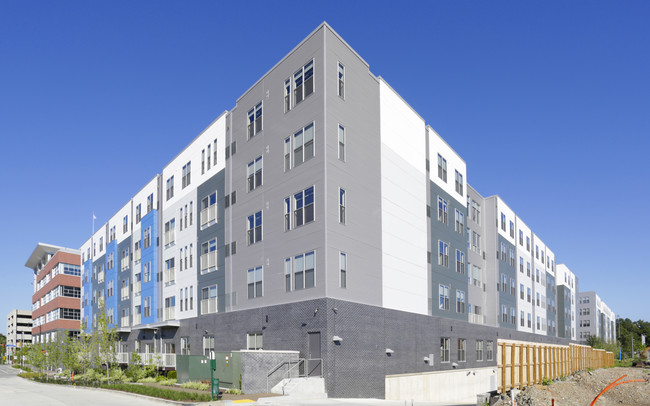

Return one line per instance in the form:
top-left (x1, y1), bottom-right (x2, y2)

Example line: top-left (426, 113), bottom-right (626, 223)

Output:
top-left (0, 365), bottom-right (168, 406)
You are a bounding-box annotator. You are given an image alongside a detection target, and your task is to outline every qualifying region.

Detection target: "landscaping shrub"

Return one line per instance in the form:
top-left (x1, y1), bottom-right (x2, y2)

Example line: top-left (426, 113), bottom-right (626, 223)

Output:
top-left (167, 370), bottom-right (177, 380)
top-left (181, 381), bottom-right (210, 391)
top-left (158, 379), bottom-right (177, 386)
top-left (137, 377), bottom-right (157, 383)
top-left (101, 383), bottom-right (212, 402)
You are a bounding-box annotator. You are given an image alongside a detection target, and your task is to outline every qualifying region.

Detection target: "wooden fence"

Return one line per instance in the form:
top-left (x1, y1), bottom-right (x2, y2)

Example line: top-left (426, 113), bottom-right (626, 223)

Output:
top-left (497, 340), bottom-right (614, 394)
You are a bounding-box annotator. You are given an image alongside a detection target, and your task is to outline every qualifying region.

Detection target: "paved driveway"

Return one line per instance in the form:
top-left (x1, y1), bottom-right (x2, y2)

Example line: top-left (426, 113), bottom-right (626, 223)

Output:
top-left (0, 365), bottom-right (168, 406)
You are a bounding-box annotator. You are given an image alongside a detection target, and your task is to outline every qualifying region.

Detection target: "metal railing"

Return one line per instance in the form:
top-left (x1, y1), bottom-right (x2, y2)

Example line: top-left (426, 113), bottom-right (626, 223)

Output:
top-left (121, 315), bottom-right (129, 327)
top-left (164, 307), bottom-right (175, 321)
top-left (266, 358), bottom-right (323, 393)
top-left (201, 298), bottom-right (217, 314)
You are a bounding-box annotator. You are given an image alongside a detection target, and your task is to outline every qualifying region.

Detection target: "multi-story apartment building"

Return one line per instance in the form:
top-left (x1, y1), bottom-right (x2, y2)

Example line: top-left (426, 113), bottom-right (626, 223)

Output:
top-left (556, 264), bottom-right (578, 340)
top-left (6, 309), bottom-right (32, 361)
top-left (25, 243), bottom-right (81, 343)
top-left (76, 23), bottom-right (610, 399)
top-left (577, 291), bottom-right (616, 343)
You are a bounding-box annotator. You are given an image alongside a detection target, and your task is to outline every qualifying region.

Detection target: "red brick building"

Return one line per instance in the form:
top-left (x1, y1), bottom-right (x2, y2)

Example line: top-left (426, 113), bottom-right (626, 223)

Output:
top-left (26, 243), bottom-right (81, 343)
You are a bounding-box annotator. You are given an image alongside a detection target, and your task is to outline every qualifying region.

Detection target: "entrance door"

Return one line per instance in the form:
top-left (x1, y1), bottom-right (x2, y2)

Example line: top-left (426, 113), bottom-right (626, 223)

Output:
top-left (307, 332), bottom-right (322, 376)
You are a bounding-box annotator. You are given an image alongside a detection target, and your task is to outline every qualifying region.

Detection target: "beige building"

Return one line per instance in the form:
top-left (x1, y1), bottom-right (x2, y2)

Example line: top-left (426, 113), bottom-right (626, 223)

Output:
top-left (6, 309), bottom-right (32, 362)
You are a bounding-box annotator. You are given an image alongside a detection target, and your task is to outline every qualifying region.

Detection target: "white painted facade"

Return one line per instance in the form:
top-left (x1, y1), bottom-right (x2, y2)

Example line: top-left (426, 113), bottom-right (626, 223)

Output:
top-left (578, 291), bottom-right (616, 343)
top-left (531, 233), bottom-right (549, 335)
top-left (427, 127), bottom-right (467, 207)
top-left (515, 216), bottom-right (533, 333)
top-left (379, 79), bottom-right (428, 316)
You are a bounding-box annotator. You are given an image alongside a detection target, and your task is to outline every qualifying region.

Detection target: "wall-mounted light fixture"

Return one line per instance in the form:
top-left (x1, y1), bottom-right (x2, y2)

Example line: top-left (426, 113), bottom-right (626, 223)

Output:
top-left (385, 348), bottom-right (394, 355)
top-left (332, 335), bottom-right (342, 343)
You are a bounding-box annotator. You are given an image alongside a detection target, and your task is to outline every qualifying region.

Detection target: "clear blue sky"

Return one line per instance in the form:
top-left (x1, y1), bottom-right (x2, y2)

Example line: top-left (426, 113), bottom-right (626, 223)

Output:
top-left (1, 1), bottom-right (648, 335)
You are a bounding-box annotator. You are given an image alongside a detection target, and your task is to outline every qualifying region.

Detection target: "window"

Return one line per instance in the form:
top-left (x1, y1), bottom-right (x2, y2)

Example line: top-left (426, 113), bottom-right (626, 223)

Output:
top-left (520, 310), bottom-right (525, 327)
top-left (201, 285), bottom-right (217, 314)
top-left (501, 304), bottom-right (507, 323)
top-left (528, 313), bottom-right (532, 328)
top-left (510, 278), bottom-right (516, 296)
top-left (520, 284), bottom-right (524, 300)
top-left (203, 335), bottom-right (215, 356)
top-left (247, 156), bottom-right (263, 191)
top-left (476, 340), bottom-right (484, 361)
top-left (339, 188), bottom-right (346, 224)
top-left (471, 231), bottom-right (481, 254)
top-left (509, 248), bottom-right (515, 267)
top-left (291, 122), bottom-right (314, 167)
top-left (454, 209), bottom-right (464, 234)
top-left (437, 197), bottom-right (448, 224)
top-left (439, 284), bottom-right (450, 310)
top-left (143, 262), bottom-right (151, 283)
top-left (165, 176), bottom-right (174, 201)
top-left (284, 137), bottom-right (292, 171)
top-left (526, 236), bottom-right (531, 252)
top-left (291, 251), bottom-right (315, 290)
top-left (164, 219), bottom-right (176, 246)
top-left (455, 170), bottom-right (463, 195)
top-left (486, 341), bottom-right (494, 361)
top-left (287, 59), bottom-right (314, 108)
top-left (438, 241), bottom-right (449, 267)
top-left (201, 192), bottom-right (217, 227)
top-left (109, 226), bottom-right (116, 242)
top-left (247, 266), bottom-right (263, 299)
top-left (471, 199), bottom-right (481, 224)
top-left (500, 213), bottom-right (506, 231)
top-left (247, 333), bottom-right (263, 350)
top-left (455, 250), bottom-right (465, 274)
top-left (509, 221), bottom-right (515, 238)
top-left (180, 337), bottom-right (190, 355)
top-left (536, 292), bottom-right (540, 307)
top-left (207, 144), bottom-right (212, 169)
top-left (99, 237), bottom-right (103, 252)
top-left (200, 239), bottom-right (217, 274)
top-left (107, 253), bottom-right (114, 270)
top-left (339, 252), bottom-right (347, 288)
top-left (338, 62), bottom-right (344, 98)
top-left (247, 102), bottom-right (263, 139)
top-left (284, 258), bottom-right (292, 292)
top-left (457, 339), bottom-right (466, 362)
top-left (500, 242), bottom-right (506, 261)
top-left (291, 186), bottom-right (315, 228)
top-left (440, 338), bottom-right (450, 363)
top-left (122, 215), bottom-right (129, 233)
top-left (165, 258), bottom-right (175, 285)
top-left (143, 227), bottom-right (151, 249)
top-left (511, 307), bottom-right (516, 325)
top-left (527, 262), bottom-right (531, 277)
top-left (247, 211), bottom-right (262, 245)
top-left (338, 125), bottom-right (345, 161)
top-left (144, 297), bottom-right (151, 318)
top-left (519, 230), bottom-right (523, 245)
top-left (182, 162), bottom-right (191, 188)
top-left (456, 290), bottom-right (465, 313)
top-left (437, 154), bottom-right (447, 182)
top-left (147, 193), bottom-right (154, 213)
top-left (136, 204), bottom-right (142, 223)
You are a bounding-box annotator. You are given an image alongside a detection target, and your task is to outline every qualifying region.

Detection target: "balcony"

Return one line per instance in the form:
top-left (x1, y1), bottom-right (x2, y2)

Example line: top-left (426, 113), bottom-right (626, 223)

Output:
top-left (164, 268), bottom-right (175, 286)
top-left (164, 307), bottom-right (175, 321)
top-left (201, 298), bottom-right (217, 315)
top-left (133, 281), bottom-right (141, 296)
top-left (133, 313), bottom-right (141, 326)
top-left (116, 352), bottom-right (130, 364)
top-left (121, 315), bottom-right (129, 328)
top-left (137, 353), bottom-right (176, 368)
top-left (98, 271), bottom-right (104, 283)
top-left (121, 258), bottom-right (129, 271)
top-left (200, 252), bottom-right (216, 273)
top-left (164, 230), bottom-right (175, 246)
top-left (121, 287), bottom-right (129, 301)
top-left (200, 205), bottom-right (216, 227)
top-left (134, 250), bottom-right (141, 264)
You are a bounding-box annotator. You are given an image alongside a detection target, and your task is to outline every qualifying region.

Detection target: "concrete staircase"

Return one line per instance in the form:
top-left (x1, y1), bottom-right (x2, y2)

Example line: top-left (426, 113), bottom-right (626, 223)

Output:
top-left (270, 377), bottom-right (327, 398)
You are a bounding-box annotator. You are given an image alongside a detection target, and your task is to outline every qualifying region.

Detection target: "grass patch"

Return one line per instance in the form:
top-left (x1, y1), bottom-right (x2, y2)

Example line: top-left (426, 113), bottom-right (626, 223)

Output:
top-left (158, 379), bottom-right (177, 386)
top-left (181, 381), bottom-right (210, 391)
top-left (101, 383), bottom-right (212, 402)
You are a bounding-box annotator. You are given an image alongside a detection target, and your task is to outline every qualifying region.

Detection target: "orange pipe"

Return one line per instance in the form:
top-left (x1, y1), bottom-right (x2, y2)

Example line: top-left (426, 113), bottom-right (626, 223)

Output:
top-left (590, 378), bottom-right (645, 406)
top-left (589, 375), bottom-right (626, 406)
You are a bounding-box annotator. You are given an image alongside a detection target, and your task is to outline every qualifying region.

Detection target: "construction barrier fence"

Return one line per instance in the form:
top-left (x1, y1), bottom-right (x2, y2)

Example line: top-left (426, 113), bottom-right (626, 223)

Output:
top-left (497, 340), bottom-right (614, 394)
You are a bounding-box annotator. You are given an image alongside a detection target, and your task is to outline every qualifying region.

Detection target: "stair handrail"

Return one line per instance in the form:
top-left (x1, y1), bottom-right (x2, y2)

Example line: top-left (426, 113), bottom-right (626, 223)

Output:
top-left (266, 358), bottom-right (302, 393)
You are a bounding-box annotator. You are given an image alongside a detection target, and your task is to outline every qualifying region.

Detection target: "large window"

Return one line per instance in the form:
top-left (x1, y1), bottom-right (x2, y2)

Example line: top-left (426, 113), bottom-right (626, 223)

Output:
top-left (287, 186), bottom-right (315, 229)
top-left (143, 227), bottom-right (151, 249)
top-left (247, 266), bottom-right (263, 299)
top-left (200, 239), bottom-right (217, 274)
top-left (455, 170), bottom-right (463, 196)
top-left (247, 102), bottom-right (263, 139)
top-left (201, 285), bottom-right (217, 314)
top-left (456, 290), bottom-right (465, 314)
top-left (247, 333), bottom-right (263, 350)
top-left (286, 59), bottom-right (314, 109)
top-left (247, 156), bottom-right (263, 191)
top-left (457, 339), bottom-right (466, 362)
top-left (201, 192), bottom-right (217, 227)
top-left (288, 122), bottom-right (314, 168)
top-left (247, 211), bottom-right (262, 245)
top-left (438, 240), bottom-right (449, 267)
top-left (476, 340), bottom-right (484, 361)
top-left (454, 209), bottom-right (464, 234)
top-left (455, 250), bottom-right (465, 274)
top-left (440, 338), bottom-right (450, 363)
top-left (182, 162), bottom-right (191, 188)
top-left (470, 199), bottom-right (481, 224)
top-left (164, 219), bottom-right (176, 246)
top-left (439, 284), bottom-right (450, 310)
top-left (203, 335), bottom-right (214, 356)
top-left (166, 176), bottom-right (174, 201)
top-left (437, 197), bottom-right (448, 224)
top-left (144, 297), bottom-right (151, 318)
top-left (287, 251), bottom-right (315, 291)
top-left (437, 154), bottom-right (447, 182)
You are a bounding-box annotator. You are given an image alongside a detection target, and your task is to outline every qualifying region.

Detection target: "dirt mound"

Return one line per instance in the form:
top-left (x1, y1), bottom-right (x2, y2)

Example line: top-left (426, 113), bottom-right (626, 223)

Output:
top-left (515, 367), bottom-right (650, 406)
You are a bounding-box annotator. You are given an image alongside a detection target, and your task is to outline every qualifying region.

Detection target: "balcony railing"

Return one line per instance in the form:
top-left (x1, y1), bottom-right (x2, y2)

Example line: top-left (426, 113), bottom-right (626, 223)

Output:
top-left (98, 271), bottom-right (104, 283)
top-left (133, 281), bottom-right (141, 296)
top-left (164, 307), bottom-right (175, 321)
top-left (121, 287), bottom-right (129, 300)
top-left (164, 230), bottom-right (175, 246)
top-left (116, 352), bottom-right (130, 364)
top-left (200, 252), bottom-right (216, 273)
top-left (164, 268), bottom-right (175, 286)
top-left (121, 258), bottom-right (129, 271)
top-left (134, 249), bottom-right (141, 263)
top-left (133, 313), bottom-right (141, 326)
top-left (201, 298), bottom-right (217, 314)
top-left (121, 315), bottom-right (129, 328)
top-left (200, 205), bottom-right (216, 227)
top-left (469, 313), bottom-right (484, 324)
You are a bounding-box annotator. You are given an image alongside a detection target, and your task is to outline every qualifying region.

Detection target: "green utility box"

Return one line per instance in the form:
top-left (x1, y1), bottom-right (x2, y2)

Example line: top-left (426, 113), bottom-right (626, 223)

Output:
top-left (176, 352), bottom-right (241, 389)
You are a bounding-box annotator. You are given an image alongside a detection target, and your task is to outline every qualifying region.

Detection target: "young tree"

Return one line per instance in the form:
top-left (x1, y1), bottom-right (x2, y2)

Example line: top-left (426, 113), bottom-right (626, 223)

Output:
top-left (95, 298), bottom-right (118, 380)
top-left (60, 333), bottom-right (81, 374)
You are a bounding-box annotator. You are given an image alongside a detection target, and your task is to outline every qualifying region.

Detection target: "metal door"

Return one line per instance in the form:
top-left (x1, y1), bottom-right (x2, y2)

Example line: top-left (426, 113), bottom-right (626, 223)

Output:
top-left (307, 332), bottom-right (322, 376)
